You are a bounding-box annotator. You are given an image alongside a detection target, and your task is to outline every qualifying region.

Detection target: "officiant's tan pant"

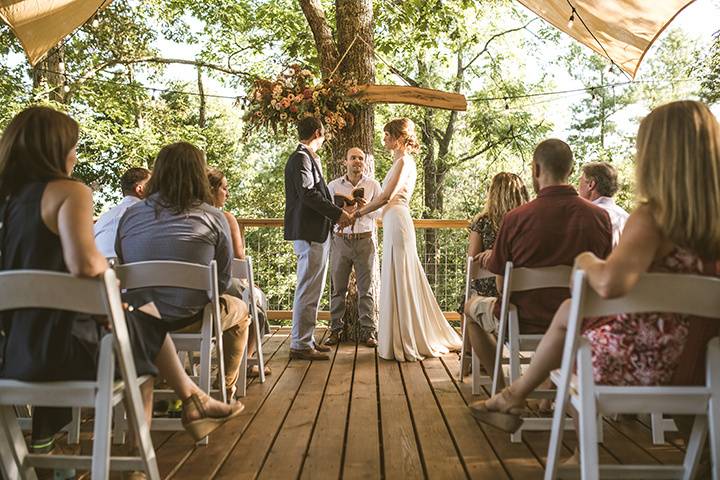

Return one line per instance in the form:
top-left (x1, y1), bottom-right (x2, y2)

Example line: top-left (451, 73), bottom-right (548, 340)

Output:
top-left (329, 234), bottom-right (376, 334)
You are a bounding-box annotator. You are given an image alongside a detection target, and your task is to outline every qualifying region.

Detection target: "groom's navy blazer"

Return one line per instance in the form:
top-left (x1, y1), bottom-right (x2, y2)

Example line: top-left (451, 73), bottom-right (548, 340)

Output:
top-left (284, 144), bottom-right (342, 243)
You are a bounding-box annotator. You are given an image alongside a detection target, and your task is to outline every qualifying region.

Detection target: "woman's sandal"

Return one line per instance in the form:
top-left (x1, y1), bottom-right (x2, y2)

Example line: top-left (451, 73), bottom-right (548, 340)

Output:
top-left (248, 364), bottom-right (272, 378)
top-left (181, 391), bottom-right (245, 441)
top-left (469, 387), bottom-right (525, 433)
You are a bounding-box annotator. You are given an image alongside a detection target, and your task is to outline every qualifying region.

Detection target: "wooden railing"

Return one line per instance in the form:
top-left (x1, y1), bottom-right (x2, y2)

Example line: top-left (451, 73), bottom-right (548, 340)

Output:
top-left (238, 218), bottom-right (470, 322)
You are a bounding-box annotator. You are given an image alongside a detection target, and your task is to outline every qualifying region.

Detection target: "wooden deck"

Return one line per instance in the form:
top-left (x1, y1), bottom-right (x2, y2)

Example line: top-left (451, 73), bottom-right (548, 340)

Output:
top-left (142, 326), bottom-right (693, 479)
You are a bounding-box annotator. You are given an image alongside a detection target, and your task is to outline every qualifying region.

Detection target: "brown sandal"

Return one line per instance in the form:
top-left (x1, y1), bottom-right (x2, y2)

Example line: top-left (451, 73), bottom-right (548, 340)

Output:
top-left (469, 387), bottom-right (525, 433)
top-left (181, 391), bottom-right (245, 441)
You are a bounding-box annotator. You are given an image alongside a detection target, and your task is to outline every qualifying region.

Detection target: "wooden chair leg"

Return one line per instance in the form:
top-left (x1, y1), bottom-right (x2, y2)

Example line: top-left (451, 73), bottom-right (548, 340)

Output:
top-left (238, 343), bottom-right (248, 398)
top-left (682, 415), bottom-right (707, 480)
top-left (707, 338), bottom-right (720, 480)
top-left (577, 341), bottom-right (599, 480)
top-left (91, 336), bottom-right (115, 480)
top-left (253, 305), bottom-right (266, 384)
top-left (67, 407), bottom-right (81, 445)
top-left (0, 406), bottom-right (35, 480)
top-left (471, 349), bottom-right (482, 395)
top-left (113, 404), bottom-right (127, 445)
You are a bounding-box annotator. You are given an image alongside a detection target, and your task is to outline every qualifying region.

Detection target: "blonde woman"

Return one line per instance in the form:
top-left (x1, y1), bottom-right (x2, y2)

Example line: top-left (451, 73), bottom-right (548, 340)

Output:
top-left (472, 100), bottom-right (720, 434)
top-left (355, 118), bottom-right (462, 361)
top-left (462, 173), bottom-right (529, 381)
top-left (467, 172), bottom-right (530, 297)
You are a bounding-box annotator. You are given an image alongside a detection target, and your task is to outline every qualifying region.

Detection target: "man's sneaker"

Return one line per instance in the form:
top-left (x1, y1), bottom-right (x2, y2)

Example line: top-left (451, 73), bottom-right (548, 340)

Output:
top-left (365, 332), bottom-right (378, 348)
top-left (324, 331), bottom-right (341, 346)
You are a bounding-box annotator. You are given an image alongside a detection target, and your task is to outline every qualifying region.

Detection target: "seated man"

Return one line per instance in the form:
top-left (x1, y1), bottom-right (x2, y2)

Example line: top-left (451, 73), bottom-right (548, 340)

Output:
top-left (93, 167), bottom-right (150, 258)
top-left (578, 161), bottom-right (629, 248)
top-left (116, 142), bottom-right (250, 400)
top-left (464, 139), bottom-right (612, 391)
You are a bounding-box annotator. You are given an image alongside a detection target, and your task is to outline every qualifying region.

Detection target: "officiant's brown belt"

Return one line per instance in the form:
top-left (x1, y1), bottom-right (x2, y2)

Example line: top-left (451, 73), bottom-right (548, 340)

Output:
top-left (334, 231), bottom-right (372, 240)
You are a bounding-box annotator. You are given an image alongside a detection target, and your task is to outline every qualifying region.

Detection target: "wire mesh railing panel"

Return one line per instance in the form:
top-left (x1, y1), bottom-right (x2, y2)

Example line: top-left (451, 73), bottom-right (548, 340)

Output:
top-left (242, 220), bottom-right (468, 314)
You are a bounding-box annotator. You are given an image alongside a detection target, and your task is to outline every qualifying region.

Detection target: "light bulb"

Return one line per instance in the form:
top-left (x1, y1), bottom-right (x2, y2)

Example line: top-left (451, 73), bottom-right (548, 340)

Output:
top-left (92, 18), bottom-right (100, 28)
top-left (567, 14), bottom-right (575, 29)
top-left (63, 85), bottom-right (70, 93)
top-left (58, 61), bottom-right (65, 71)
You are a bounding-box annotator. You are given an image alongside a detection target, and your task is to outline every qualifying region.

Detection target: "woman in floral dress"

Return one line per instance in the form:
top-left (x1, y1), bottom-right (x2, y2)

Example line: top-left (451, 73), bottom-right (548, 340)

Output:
top-left (466, 172), bottom-right (530, 298)
top-left (471, 100), bottom-right (720, 433)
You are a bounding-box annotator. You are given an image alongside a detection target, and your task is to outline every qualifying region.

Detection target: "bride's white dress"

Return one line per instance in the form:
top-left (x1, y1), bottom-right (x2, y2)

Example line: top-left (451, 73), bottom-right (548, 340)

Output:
top-left (378, 156), bottom-right (462, 361)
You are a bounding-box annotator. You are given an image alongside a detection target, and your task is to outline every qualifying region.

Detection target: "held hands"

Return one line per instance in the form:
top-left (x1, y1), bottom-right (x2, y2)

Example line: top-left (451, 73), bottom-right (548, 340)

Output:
top-left (337, 209), bottom-right (354, 229)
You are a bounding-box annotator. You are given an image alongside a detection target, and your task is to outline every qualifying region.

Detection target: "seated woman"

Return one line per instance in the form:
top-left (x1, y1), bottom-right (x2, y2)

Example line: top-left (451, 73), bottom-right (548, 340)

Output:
top-left (462, 172), bottom-right (529, 385)
top-left (207, 167), bottom-right (271, 378)
top-left (0, 107), bottom-right (243, 457)
top-left (471, 100), bottom-right (720, 434)
top-left (117, 144), bottom-right (252, 401)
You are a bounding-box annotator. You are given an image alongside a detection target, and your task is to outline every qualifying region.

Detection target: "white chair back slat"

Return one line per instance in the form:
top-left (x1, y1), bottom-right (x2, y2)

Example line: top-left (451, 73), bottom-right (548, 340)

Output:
top-left (0, 270), bottom-right (107, 314)
top-left (114, 260), bottom-right (213, 291)
top-left (581, 272), bottom-right (720, 319)
top-left (509, 265), bottom-right (572, 292)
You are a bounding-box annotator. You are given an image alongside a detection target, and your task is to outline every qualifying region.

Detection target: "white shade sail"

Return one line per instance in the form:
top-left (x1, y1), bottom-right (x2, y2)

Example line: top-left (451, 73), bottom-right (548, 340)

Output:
top-left (0, 0), bottom-right (111, 66)
top-left (0, 0), bottom-right (697, 77)
top-left (517, 0), bottom-right (696, 77)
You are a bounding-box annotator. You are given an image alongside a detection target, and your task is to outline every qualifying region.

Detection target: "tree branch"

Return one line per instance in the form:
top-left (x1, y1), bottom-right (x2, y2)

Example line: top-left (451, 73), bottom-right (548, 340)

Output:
top-left (460, 19), bottom-right (537, 73)
top-left (76, 56), bottom-right (254, 86)
top-left (297, 0), bottom-right (339, 76)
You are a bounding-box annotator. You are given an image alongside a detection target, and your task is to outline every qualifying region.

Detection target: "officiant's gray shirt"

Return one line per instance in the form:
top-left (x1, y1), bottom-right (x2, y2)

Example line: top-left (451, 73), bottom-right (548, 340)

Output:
top-left (115, 193), bottom-right (233, 321)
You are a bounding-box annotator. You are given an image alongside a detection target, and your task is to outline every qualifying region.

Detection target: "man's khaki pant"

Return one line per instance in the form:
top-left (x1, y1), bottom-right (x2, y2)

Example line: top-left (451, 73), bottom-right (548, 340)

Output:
top-left (175, 294), bottom-right (250, 390)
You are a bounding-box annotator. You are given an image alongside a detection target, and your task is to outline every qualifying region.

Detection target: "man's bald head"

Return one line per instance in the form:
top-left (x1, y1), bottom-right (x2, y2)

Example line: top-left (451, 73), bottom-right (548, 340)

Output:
top-left (344, 147), bottom-right (366, 176)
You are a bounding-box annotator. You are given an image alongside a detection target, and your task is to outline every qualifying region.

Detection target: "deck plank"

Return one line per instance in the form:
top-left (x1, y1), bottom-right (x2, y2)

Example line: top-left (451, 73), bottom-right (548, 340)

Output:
top-left (257, 338), bottom-right (339, 478)
top-left (441, 356), bottom-right (545, 480)
top-left (170, 327), bottom-right (294, 480)
top-left (299, 342), bottom-right (356, 480)
top-left (342, 346), bottom-right (381, 479)
top-left (423, 357), bottom-right (509, 479)
top-left (212, 330), bottom-right (326, 479)
top-left (377, 358), bottom-right (424, 480)
top-left (401, 360), bottom-right (467, 479)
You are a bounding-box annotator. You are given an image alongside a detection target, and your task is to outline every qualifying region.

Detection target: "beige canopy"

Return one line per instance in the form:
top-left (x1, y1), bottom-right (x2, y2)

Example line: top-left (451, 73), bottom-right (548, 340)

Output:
top-left (517, 0), bottom-right (696, 77)
top-left (0, 0), bottom-right (698, 76)
top-left (0, 0), bottom-right (111, 66)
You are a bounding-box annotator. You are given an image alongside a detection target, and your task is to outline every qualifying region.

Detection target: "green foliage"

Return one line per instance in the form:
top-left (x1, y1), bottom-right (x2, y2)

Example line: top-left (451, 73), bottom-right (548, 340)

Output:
top-left (0, 0), bottom-right (709, 312)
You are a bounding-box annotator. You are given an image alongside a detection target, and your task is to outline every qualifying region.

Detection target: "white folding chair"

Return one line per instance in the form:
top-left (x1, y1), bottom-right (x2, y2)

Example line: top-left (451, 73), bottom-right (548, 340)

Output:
top-left (458, 256), bottom-right (496, 394)
top-left (0, 269), bottom-right (159, 480)
top-left (492, 261), bottom-right (575, 442)
top-left (113, 260), bottom-right (226, 445)
top-left (545, 270), bottom-right (720, 480)
top-left (232, 257), bottom-right (266, 395)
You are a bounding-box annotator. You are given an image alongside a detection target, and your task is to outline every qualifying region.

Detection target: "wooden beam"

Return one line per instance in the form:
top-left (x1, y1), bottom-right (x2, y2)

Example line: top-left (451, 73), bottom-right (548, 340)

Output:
top-left (353, 84), bottom-right (467, 111)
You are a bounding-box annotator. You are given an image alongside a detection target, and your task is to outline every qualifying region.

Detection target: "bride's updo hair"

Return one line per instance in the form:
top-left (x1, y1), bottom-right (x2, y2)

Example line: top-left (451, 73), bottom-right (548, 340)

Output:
top-left (384, 118), bottom-right (420, 153)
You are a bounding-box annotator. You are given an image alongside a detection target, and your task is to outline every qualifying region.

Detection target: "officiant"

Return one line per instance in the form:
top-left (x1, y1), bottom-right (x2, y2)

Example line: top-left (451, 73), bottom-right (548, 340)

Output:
top-left (325, 147), bottom-right (383, 348)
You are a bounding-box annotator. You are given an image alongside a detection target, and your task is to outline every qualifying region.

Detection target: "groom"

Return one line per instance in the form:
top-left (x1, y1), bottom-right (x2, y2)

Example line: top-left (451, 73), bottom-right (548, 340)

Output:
top-left (284, 116), bottom-right (353, 360)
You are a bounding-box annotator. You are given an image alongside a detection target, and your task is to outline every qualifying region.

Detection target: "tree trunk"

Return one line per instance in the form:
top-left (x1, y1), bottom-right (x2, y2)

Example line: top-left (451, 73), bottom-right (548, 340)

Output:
top-left (32, 46), bottom-right (66, 103)
top-left (298, 0), bottom-right (376, 342)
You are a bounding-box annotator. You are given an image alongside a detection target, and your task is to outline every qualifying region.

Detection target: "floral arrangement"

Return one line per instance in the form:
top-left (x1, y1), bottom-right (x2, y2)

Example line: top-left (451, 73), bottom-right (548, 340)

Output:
top-left (244, 64), bottom-right (362, 137)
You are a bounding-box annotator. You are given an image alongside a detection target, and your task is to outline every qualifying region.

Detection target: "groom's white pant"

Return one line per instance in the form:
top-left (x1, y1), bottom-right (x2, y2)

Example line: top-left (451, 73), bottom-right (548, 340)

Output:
top-left (291, 238), bottom-right (330, 350)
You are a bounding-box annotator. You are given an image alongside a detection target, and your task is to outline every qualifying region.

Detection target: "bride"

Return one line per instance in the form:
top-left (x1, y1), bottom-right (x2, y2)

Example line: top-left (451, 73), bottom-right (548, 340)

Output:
top-left (355, 118), bottom-right (462, 361)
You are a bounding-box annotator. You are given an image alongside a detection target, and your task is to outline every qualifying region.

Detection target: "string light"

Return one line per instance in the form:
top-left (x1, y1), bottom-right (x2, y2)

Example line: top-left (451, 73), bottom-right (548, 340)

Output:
top-left (91, 18), bottom-right (100, 28)
top-left (63, 85), bottom-right (70, 93)
top-left (567, 9), bottom-right (575, 29)
top-left (58, 61), bottom-right (65, 71)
